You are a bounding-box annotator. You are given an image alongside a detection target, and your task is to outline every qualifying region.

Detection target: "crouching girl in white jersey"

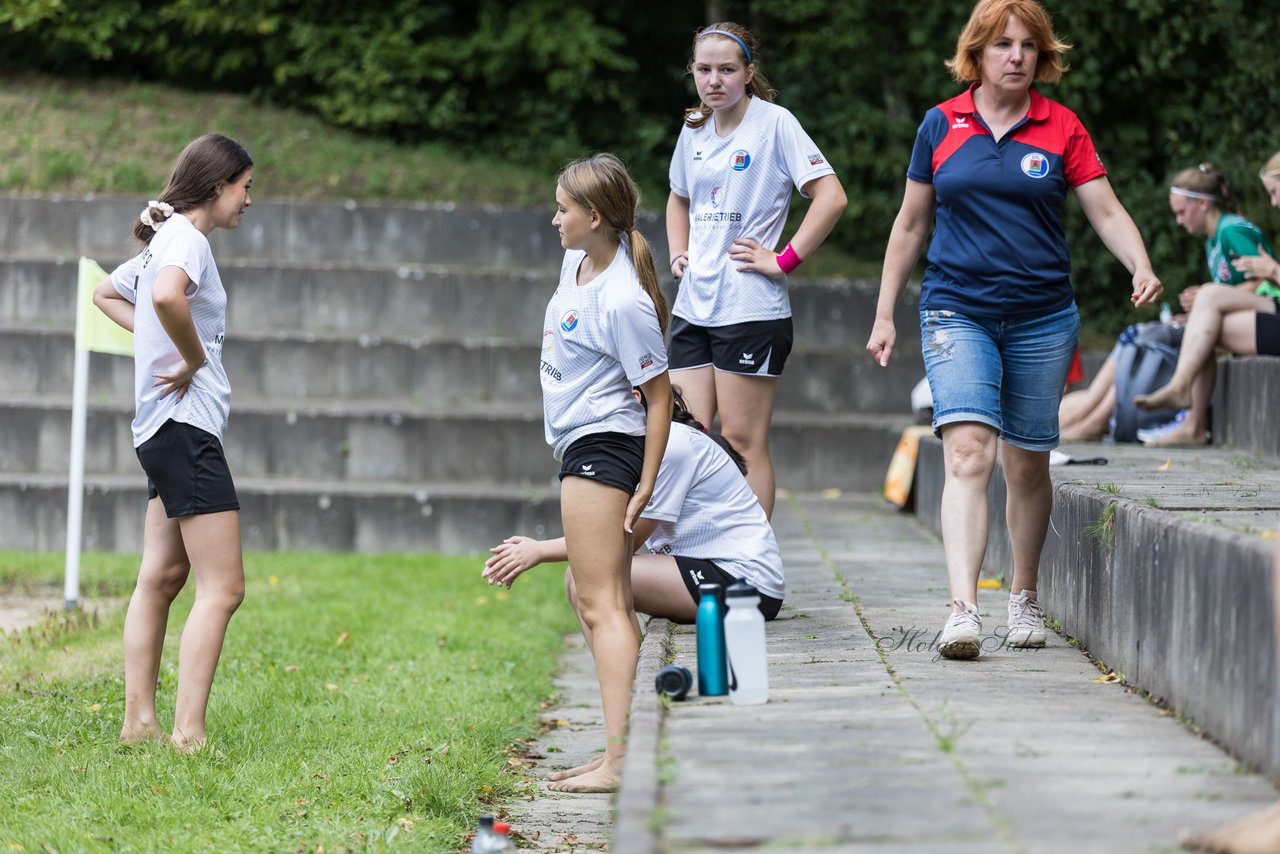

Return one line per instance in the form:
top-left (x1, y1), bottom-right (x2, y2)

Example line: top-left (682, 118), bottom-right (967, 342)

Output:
top-left (92, 134), bottom-right (253, 753)
top-left (485, 387), bottom-right (784, 779)
top-left (485, 386), bottom-right (784, 617)
top-left (537, 153), bottom-right (673, 793)
top-left (666, 22), bottom-right (848, 518)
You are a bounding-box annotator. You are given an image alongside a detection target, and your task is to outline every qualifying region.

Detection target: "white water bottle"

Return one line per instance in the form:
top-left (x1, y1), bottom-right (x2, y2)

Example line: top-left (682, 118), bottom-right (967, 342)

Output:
top-left (723, 582), bottom-right (769, 705)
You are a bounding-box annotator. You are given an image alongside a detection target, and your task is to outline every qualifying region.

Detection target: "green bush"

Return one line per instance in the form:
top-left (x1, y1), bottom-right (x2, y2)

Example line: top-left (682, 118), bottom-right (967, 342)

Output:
top-left (3, 0), bottom-right (1277, 337)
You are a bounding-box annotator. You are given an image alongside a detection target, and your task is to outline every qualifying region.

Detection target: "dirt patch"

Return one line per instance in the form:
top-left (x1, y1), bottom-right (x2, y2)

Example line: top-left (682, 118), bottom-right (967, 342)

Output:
top-left (0, 585), bottom-right (121, 634)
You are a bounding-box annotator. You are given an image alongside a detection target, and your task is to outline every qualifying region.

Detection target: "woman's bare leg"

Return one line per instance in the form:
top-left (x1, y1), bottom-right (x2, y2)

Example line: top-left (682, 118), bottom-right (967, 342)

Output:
top-left (1060, 385), bottom-right (1116, 442)
top-left (548, 555), bottom-right (689, 783)
top-left (1148, 311), bottom-right (1261, 447)
top-left (1059, 359), bottom-right (1117, 431)
top-left (715, 372), bottom-right (780, 518)
top-left (1139, 287), bottom-right (1274, 411)
top-left (939, 423), bottom-right (999, 604)
top-left (548, 477), bottom-right (636, 793)
top-left (170, 510), bottom-right (245, 751)
top-left (1001, 444), bottom-right (1053, 595)
top-left (121, 498), bottom-right (190, 743)
top-left (671, 366), bottom-right (716, 429)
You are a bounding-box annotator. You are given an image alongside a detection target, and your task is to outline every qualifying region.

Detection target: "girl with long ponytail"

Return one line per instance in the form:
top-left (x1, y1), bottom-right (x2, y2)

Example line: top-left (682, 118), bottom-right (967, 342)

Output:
top-left (532, 152), bottom-right (673, 793)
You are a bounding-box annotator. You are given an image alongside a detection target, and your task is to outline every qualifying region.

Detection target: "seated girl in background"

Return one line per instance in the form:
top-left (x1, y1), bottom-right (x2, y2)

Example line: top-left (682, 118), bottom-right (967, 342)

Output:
top-left (1136, 159), bottom-right (1279, 445)
top-left (1059, 162), bottom-right (1273, 443)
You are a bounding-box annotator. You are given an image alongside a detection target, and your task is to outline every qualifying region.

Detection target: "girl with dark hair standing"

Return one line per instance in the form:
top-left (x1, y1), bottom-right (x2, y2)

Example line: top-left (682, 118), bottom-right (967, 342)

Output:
top-left (93, 133), bottom-right (253, 752)
top-left (666, 22), bottom-right (848, 519)
top-left (539, 153), bottom-right (673, 793)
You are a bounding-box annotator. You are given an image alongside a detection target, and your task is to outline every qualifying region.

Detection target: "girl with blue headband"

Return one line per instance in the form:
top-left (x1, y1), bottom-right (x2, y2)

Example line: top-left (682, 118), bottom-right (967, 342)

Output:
top-left (666, 22), bottom-right (848, 519)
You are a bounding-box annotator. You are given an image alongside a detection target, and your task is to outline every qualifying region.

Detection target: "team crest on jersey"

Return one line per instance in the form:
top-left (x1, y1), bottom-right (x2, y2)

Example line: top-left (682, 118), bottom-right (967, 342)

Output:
top-left (731, 150), bottom-right (751, 171)
top-left (560, 310), bottom-right (579, 332)
top-left (710, 184), bottom-right (725, 208)
top-left (639, 353), bottom-right (654, 370)
top-left (1021, 152), bottom-right (1050, 179)
top-left (807, 153), bottom-right (825, 166)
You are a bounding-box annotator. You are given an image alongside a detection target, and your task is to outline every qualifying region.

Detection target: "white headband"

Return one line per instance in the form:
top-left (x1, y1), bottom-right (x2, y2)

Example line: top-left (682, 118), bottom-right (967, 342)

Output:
top-left (1170, 187), bottom-right (1218, 202)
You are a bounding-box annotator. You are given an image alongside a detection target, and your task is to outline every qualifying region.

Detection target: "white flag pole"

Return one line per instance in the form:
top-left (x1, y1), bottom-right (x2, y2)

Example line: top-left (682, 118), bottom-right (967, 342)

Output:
top-left (64, 313), bottom-right (91, 611)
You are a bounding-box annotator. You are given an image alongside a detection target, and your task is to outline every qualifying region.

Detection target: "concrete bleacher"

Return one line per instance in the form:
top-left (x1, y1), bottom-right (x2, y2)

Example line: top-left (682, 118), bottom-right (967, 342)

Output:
top-left (0, 194), bottom-right (917, 552)
top-left (914, 352), bottom-right (1280, 777)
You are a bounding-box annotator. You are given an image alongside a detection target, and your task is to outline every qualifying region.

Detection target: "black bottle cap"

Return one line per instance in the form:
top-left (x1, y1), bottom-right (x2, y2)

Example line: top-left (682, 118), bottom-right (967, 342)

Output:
top-left (726, 582), bottom-right (757, 598)
top-left (698, 582), bottom-right (721, 595)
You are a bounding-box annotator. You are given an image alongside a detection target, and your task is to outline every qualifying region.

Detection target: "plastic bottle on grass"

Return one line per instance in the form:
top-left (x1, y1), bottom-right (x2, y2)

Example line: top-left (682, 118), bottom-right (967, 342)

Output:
top-left (695, 582), bottom-right (727, 696)
top-left (471, 815), bottom-right (515, 853)
top-left (724, 582), bottom-right (769, 705)
top-left (491, 821), bottom-right (514, 852)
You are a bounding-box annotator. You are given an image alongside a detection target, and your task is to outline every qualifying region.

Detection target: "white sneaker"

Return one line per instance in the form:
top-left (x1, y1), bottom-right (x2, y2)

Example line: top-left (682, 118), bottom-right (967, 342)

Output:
top-left (1007, 590), bottom-right (1048, 648)
top-left (938, 600), bottom-right (982, 659)
top-left (1136, 409), bottom-right (1188, 443)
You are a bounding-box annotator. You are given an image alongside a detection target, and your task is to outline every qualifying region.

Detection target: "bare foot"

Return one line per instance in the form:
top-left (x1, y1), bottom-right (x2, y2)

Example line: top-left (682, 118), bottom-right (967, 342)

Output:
top-left (1143, 425), bottom-right (1208, 448)
top-left (547, 756), bottom-right (605, 782)
top-left (1136, 382), bottom-right (1192, 411)
top-left (119, 723), bottom-right (167, 745)
top-left (547, 764), bottom-right (620, 793)
top-left (1182, 800), bottom-right (1280, 853)
top-left (169, 735), bottom-right (211, 755)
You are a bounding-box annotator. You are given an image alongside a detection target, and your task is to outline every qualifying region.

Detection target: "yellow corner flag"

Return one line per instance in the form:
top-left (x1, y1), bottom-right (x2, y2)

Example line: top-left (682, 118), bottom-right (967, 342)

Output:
top-left (76, 256), bottom-right (133, 356)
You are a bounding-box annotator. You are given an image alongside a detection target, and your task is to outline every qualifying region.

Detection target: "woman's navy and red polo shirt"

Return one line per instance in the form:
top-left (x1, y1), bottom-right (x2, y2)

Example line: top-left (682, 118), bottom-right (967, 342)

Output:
top-left (907, 83), bottom-right (1106, 320)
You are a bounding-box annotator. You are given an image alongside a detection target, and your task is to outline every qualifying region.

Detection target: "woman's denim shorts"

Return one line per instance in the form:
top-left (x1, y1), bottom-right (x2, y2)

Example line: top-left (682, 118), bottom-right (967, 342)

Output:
top-left (919, 303), bottom-right (1080, 451)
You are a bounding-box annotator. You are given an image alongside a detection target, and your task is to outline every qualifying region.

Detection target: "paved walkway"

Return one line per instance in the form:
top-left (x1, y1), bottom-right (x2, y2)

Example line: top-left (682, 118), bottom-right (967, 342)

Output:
top-left (507, 492), bottom-right (1279, 853)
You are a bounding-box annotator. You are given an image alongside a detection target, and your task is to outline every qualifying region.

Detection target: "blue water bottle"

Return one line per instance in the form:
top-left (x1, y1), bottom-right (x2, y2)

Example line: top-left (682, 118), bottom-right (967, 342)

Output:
top-left (695, 583), bottom-right (728, 696)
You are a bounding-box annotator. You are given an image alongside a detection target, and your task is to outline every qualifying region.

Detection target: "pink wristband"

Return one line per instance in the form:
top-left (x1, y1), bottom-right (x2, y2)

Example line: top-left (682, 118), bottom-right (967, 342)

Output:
top-left (776, 242), bottom-right (803, 274)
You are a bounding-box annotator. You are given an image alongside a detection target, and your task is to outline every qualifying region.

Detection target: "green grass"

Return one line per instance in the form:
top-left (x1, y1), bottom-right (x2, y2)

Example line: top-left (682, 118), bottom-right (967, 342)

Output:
top-left (0, 71), bottom-right (550, 205)
top-left (1085, 502), bottom-right (1118, 549)
top-left (0, 550), bottom-right (576, 852)
top-left (0, 70), bottom-right (878, 280)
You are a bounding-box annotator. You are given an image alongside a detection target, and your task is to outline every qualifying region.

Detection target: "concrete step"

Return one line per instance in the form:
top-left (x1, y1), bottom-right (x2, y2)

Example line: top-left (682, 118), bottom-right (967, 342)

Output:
top-left (0, 257), bottom-right (922, 368)
top-left (0, 256), bottom-right (559, 340)
top-left (2, 325), bottom-right (919, 414)
top-left (2, 394), bottom-right (910, 492)
top-left (914, 437), bottom-right (1280, 776)
top-left (1, 194), bottom-right (664, 270)
top-left (0, 472), bottom-right (560, 553)
top-left (1213, 355), bottom-right (1280, 458)
top-left (3, 396), bottom-right (558, 486)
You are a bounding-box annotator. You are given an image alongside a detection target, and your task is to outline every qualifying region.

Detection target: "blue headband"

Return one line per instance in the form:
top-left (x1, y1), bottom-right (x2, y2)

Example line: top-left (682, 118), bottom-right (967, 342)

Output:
top-left (697, 29), bottom-right (752, 65)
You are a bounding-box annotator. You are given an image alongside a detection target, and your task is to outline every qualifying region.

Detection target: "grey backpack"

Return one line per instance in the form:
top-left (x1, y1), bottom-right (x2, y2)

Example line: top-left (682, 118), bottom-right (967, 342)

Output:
top-left (1110, 321), bottom-right (1183, 443)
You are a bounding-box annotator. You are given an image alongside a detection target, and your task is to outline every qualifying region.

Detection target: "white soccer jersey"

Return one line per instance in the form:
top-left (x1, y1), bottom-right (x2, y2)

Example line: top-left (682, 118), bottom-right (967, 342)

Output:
top-left (111, 214), bottom-right (232, 446)
top-left (541, 241), bottom-right (669, 459)
top-left (669, 97), bottom-right (836, 326)
top-left (643, 422), bottom-right (785, 600)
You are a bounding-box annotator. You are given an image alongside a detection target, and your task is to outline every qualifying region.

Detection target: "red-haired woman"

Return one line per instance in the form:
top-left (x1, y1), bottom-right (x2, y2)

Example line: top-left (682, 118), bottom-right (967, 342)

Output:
top-left (866, 0), bottom-right (1162, 659)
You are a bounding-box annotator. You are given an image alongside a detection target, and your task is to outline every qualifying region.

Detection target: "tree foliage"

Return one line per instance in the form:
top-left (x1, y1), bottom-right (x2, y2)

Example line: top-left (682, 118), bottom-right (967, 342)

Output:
top-left (2, 0), bottom-right (1277, 334)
